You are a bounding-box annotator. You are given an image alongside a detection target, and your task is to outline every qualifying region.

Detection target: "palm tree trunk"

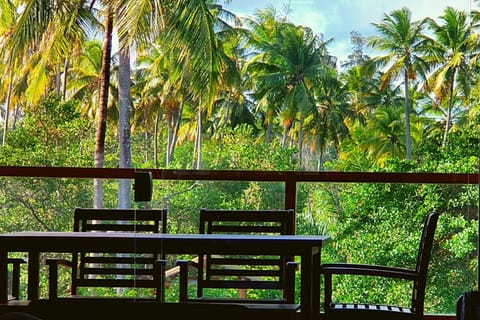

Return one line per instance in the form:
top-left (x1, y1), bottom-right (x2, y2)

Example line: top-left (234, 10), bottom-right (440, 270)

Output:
top-left (282, 125), bottom-right (289, 149)
top-left (317, 150), bottom-right (324, 171)
top-left (94, 5), bottom-right (113, 209)
top-left (144, 120), bottom-right (149, 163)
top-left (12, 104), bottom-right (20, 130)
top-left (167, 112), bottom-right (174, 166)
top-left (442, 70), bottom-right (456, 148)
top-left (266, 123), bottom-right (273, 145)
top-left (154, 112), bottom-right (160, 168)
top-left (56, 65), bottom-right (62, 96)
top-left (167, 103), bottom-right (183, 166)
top-left (62, 58), bottom-right (69, 100)
top-left (118, 42), bottom-right (132, 209)
top-left (194, 103), bottom-right (202, 170)
top-left (404, 71), bottom-right (412, 160)
top-left (2, 68), bottom-right (14, 147)
top-left (298, 114), bottom-right (305, 168)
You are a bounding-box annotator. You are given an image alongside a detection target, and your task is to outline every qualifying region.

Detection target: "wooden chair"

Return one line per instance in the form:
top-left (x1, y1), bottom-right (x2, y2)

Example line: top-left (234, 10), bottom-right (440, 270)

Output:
top-left (46, 208), bottom-right (168, 301)
top-left (321, 212), bottom-right (439, 320)
top-left (177, 208), bottom-right (299, 308)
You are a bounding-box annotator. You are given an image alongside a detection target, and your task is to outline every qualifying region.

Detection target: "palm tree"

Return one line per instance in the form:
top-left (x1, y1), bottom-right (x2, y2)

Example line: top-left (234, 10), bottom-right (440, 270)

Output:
top-left (245, 7), bottom-right (333, 164)
top-left (67, 40), bottom-right (107, 117)
top-left (368, 7), bottom-right (430, 160)
top-left (134, 41), bottom-right (187, 167)
top-left (0, 0), bottom-right (18, 146)
top-left (6, 0), bottom-right (229, 205)
top-left (309, 72), bottom-right (352, 170)
top-left (361, 106), bottom-right (407, 165)
top-left (207, 23), bottom-right (254, 148)
top-left (2, 0), bottom-right (106, 205)
top-left (0, 0), bottom-right (94, 145)
top-left (425, 6), bottom-right (480, 147)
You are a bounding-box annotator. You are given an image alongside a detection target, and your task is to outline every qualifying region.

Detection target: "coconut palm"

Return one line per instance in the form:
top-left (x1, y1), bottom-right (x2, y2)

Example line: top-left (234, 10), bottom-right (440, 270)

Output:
top-left (309, 71), bottom-right (352, 170)
top-left (368, 7), bottom-right (430, 160)
top-left (425, 6), bottom-right (480, 147)
top-left (6, 0), bottom-right (228, 204)
top-left (0, 0), bottom-right (18, 146)
top-left (245, 7), bottom-right (333, 163)
top-left (134, 41), bottom-right (188, 167)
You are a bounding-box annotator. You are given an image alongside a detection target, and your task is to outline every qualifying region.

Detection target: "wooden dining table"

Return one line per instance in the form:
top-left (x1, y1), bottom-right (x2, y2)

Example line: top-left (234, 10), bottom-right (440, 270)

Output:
top-left (0, 231), bottom-right (328, 320)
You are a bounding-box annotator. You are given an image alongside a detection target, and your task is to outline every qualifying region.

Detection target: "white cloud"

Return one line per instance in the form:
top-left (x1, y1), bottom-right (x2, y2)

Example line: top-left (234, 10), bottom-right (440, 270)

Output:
top-left (224, 0), bottom-right (474, 60)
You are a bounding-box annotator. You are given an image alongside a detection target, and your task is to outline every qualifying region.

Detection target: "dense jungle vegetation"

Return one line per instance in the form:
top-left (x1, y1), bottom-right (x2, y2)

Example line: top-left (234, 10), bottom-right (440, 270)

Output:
top-left (0, 0), bottom-right (479, 314)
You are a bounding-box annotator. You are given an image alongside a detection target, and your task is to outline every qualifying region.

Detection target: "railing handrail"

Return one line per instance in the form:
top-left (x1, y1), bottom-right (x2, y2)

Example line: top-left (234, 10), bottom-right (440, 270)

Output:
top-left (0, 166), bottom-right (477, 184)
top-left (2, 166), bottom-right (477, 212)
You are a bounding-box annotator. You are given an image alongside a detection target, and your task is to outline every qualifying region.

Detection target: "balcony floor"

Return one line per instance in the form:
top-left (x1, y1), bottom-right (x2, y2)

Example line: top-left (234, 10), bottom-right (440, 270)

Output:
top-left (0, 299), bottom-right (456, 320)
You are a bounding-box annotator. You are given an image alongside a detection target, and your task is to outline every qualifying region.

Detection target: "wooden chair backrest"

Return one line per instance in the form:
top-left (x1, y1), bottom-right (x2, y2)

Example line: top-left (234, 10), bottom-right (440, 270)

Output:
top-left (412, 211), bottom-right (439, 315)
top-left (197, 208), bottom-right (295, 301)
top-left (71, 208), bottom-right (168, 296)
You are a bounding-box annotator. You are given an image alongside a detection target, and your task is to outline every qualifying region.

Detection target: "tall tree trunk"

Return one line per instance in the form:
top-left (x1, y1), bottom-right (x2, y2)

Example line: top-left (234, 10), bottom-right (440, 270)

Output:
top-left (442, 70), bottom-right (456, 148)
top-left (167, 103), bottom-right (183, 166)
top-left (265, 122), bottom-right (273, 145)
top-left (62, 58), bottom-right (69, 100)
top-left (56, 64), bottom-right (62, 96)
top-left (298, 114), bottom-right (304, 168)
top-left (94, 6), bottom-right (113, 209)
top-left (154, 112), bottom-right (160, 168)
top-left (12, 104), bottom-right (20, 130)
top-left (144, 119), bottom-right (149, 163)
top-left (194, 104), bottom-right (202, 170)
top-left (317, 150), bottom-right (324, 171)
top-left (118, 43), bottom-right (132, 209)
top-left (404, 71), bottom-right (412, 160)
top-left (282, 119), bottom-right (293, 149)
top-left (2, 68), bottom-right (14, 147)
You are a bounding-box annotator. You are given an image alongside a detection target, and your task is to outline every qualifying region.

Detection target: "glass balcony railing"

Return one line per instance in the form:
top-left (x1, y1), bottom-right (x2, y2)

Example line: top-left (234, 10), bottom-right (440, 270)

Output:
top-left (0, 166), bottom-right (477, 318)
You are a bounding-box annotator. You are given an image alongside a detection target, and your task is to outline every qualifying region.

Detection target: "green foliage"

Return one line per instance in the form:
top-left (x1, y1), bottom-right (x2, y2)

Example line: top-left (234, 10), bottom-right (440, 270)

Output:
top-left (1, 1), bottom-right (479, 313)
top-left (308, 128), bottom-right (479, 313)
top-left (1, 95), bottom-right (93, 167)
top-left (0, 95), bottom-right (95, 232)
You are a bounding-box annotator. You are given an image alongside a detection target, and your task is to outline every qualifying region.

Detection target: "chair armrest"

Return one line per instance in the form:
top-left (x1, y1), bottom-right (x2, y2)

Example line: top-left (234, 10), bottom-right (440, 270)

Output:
top-left (8, 258), bottom-right (26, 300)
top-left (46, 258), bottom-right (74, 299)
top-left (322, 263), bottom-right (418, 310)
top-left (321, 263), bottom-right (417, 280)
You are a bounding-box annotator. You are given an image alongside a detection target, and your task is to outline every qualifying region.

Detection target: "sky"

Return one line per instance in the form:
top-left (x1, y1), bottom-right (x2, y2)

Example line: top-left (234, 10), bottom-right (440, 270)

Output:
top-left (223, 0), bottom-right (474, 64)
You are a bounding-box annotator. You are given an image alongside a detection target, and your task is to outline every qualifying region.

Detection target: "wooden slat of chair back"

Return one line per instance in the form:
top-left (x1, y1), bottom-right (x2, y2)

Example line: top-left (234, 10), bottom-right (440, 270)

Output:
top-left (74, 208), bottom-right (166, 234)
top-left (71, 208), bottom-right (167, 296)
top-left (196, 208), bottom-right (296, 302)
top-left (201, 209), bottom-right (295, 235)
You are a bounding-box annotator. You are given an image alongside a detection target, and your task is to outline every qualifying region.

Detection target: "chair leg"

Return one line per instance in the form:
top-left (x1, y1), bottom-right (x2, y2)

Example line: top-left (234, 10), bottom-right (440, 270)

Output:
top-left (154, 260), bottom-right (166, 302)
top-left (46, 262), bottom-right (58, 300)
top-left (11, 263), bottom-right (21, 300)
top-left (176, 260), bottom-right (190, 302)
top-left (323, 273), bottom-right (333, 316)
top-left (285, 261), bottom-right (298, 303)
